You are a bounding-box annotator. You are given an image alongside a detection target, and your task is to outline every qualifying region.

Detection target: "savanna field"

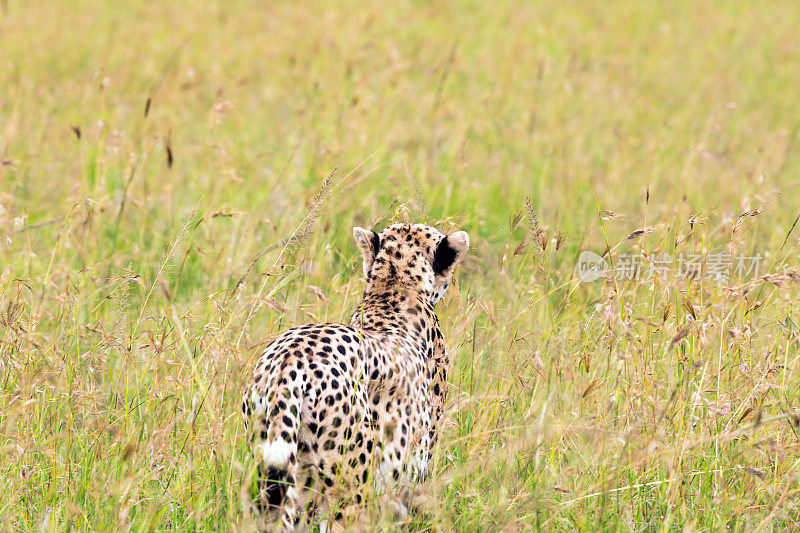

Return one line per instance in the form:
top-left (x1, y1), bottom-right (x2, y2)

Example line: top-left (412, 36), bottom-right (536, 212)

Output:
top-left (2, 1), bottom-right (800, 530)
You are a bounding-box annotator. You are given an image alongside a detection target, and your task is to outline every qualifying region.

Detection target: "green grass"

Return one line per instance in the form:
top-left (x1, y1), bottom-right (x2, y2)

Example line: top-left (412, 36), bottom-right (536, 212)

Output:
top-left (2, 0), bottom-right (800, 530)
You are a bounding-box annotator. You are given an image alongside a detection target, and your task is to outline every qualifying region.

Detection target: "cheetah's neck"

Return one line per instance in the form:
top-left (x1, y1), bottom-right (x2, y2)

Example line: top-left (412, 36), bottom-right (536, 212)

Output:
top-left (349, 287), bottom-right (437, 336)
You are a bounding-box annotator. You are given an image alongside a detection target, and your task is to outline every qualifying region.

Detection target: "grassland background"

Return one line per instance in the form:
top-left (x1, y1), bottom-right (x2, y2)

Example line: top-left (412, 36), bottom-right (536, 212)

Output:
top-left (2, 0), bottom-right (800, 531)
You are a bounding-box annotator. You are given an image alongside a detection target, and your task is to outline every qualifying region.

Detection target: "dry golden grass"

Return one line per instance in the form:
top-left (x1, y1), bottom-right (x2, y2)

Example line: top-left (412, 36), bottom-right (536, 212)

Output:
top-left (2, 1), bottom-right (800, 530)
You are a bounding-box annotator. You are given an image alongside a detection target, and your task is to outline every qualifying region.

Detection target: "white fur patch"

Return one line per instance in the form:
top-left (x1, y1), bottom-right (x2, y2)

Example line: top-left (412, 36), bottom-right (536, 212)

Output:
top-left (258, 438), bottom-right (293, 468)
top-left (250, 390), bottom-right (267, 416)
top-left (409, 450), bottom-right (428, 478)
top-left (376, 448), bottom-right (406, 490)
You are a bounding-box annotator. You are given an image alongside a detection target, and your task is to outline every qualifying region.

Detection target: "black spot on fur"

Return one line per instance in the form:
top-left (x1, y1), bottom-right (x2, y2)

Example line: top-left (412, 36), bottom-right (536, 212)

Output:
top-left (261, 466), bottom-right (288, 508)
top-left (370, 230), bottom-right (381, 254)
top-left (433, 235), bottom-right (458, 275)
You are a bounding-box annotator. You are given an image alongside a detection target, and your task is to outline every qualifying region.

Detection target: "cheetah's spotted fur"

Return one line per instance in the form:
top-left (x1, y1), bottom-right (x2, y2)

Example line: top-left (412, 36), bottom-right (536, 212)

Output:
top-left (242, 223), bottom-right (469, 531)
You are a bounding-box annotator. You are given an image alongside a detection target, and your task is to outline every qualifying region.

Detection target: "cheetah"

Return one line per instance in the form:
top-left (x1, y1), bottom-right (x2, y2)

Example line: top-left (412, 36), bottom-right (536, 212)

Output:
top-left (241, 223), bottom-right (469, 531)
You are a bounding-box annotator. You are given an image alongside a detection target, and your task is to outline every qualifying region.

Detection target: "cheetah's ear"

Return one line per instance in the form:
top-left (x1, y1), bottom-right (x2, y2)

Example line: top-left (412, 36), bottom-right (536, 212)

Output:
top-left (433, 231), bottom-right (469, 276)
top-left (353, 226), bottom-right (380, 277)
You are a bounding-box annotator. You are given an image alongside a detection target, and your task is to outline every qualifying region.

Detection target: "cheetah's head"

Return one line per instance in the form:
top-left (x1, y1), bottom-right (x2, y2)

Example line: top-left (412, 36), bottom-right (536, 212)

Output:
top-left (352, 223), bottom-right (469, 305)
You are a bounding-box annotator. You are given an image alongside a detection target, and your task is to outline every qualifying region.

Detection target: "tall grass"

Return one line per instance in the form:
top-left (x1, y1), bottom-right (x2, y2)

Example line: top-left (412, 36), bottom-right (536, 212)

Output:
top-left (2, 0), bottom-right (800, 530)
